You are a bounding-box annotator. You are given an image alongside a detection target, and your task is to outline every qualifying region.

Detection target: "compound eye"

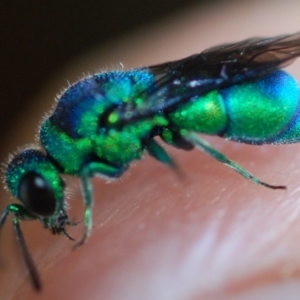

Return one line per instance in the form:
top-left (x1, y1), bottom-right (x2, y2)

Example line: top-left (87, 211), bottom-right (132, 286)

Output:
top-left (19, 172), bottom-right (56, 217)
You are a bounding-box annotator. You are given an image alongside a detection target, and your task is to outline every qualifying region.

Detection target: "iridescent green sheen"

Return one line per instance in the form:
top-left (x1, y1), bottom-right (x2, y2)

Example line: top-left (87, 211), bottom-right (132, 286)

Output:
top-left (40, 120), bottom-right (93, 175)
top-left (274, 115), bottom-right (300, 144)
top-left (5, 149), bottom-right (64, 214)
top-left (168, 90), bottom-right (227, 134)
top-left (167, 70), bottom-right (300, 144)
top-left (94, 121), bottom-right (156, 164)
top-left (40, 70), bottom-right (168, 173)
top-left (224, 70), bottom-right (300, 143)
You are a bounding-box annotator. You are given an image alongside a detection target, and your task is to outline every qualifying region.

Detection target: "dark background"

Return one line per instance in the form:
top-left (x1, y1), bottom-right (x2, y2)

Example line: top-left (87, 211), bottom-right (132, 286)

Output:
top-left (0, 0), bottom-right (211, 141)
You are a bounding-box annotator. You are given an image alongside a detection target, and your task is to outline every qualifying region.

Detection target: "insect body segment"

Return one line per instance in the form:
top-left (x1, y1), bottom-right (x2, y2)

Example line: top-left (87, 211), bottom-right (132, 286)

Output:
top-left (167, 70), bottom-right (300, 144)
top-left (2, 33), bottom-right (300, 290)
top-left (41, 70), bottom-right (160, 175)
top-left (222, 70), bottom-right (300, 144)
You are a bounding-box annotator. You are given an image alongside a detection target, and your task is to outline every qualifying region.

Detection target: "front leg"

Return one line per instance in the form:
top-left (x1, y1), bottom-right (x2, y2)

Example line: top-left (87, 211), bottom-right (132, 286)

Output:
top-left (0, 204), bottom-right (41, 290)
top-left (74, 162), bottom-right (126, 248)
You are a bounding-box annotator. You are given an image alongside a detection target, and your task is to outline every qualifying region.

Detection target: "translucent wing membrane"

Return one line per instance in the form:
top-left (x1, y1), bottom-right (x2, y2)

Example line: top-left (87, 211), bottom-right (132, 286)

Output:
top-left (117, 32), bottom-right (300, 124)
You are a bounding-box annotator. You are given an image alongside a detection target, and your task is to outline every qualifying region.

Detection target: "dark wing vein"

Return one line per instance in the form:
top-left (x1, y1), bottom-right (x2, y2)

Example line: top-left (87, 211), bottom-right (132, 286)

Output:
top-left (117, 32), bottom-right (300, 124)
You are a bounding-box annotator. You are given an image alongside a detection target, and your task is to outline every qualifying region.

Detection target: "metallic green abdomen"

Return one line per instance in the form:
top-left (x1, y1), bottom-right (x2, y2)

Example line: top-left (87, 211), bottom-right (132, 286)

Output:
top-left (168, 70), bottom-right (300, 144)
top-left (167, 90), bottom-right (227, 135)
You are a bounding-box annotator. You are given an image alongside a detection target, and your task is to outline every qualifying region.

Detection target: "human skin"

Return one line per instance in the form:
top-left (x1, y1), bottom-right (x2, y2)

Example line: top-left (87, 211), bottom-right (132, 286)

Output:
top-left (2, 1), bottom-right (300, 299)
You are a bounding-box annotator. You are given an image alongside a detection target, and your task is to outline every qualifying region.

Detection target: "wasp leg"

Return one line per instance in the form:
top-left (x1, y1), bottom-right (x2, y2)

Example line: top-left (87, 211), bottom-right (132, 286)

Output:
top-left (0, 204), bottom-right (41, 291)
top-left (145, 138), bottom-right (177, 166)
top-left (183, 132), bottom-right (286, 190)
top-left (74, 162), bottom-right (125, 249)
top-left (145, 138), bottom-right (186, 178)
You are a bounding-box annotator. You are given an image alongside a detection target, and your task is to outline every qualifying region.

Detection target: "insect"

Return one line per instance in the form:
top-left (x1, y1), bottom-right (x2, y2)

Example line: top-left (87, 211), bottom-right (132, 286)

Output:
top-left (1, 32), bottom-right (300, 291)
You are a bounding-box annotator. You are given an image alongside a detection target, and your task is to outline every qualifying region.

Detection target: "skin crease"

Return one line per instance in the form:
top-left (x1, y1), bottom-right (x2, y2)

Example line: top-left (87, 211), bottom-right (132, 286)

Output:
top-left (2, 1), bottom-right (300, 299)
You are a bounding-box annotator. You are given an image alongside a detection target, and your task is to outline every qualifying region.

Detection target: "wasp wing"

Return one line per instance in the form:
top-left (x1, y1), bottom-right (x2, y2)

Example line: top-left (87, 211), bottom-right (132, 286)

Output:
top-left (116, 32), bottom-right (300, 124)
